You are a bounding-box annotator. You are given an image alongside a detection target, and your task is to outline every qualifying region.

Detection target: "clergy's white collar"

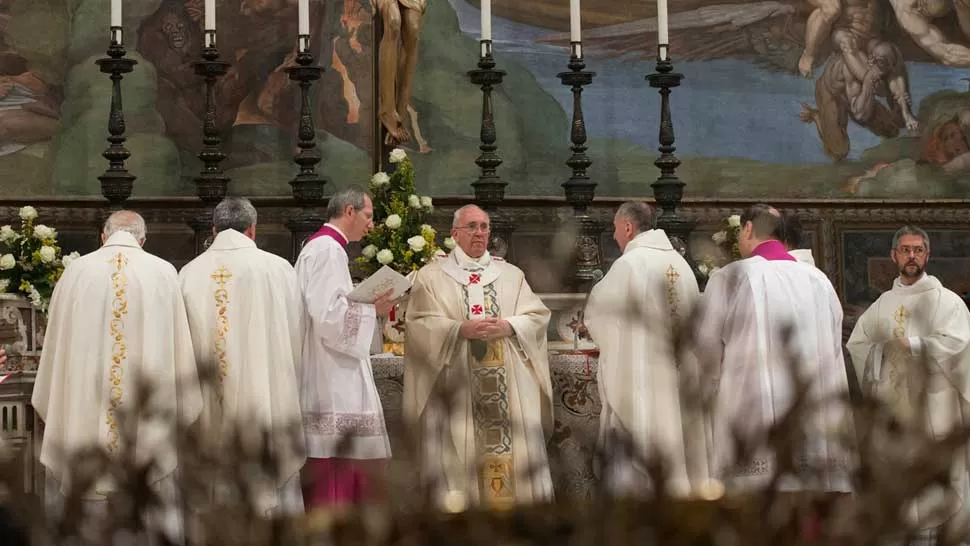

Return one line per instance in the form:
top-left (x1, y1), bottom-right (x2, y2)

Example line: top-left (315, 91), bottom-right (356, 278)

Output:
top-left (789, 248), bottom-right (816, 266)
top-left (103, 231), bottom-right (141, 248)
top-left (450, 245), bottom-right (491, 271)
top-left (893, 272), bottom-right (936, 293)
top-left (208, 228), bottom-right (256, 251)
top-left (624, 229), bottom-right (673, 253)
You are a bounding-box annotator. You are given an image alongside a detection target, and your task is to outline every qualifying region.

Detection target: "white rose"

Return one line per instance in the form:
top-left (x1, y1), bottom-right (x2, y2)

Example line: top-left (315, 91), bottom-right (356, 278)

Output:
top-left (727, 215), bottom-right (741, 228)
top-left (408, 194), bottom-right (421, 208)
top-left (28, 286), bottom-right (42, 308)
top-left (384, 214), bottom-right (402, 229)
top-left (420, 196), bottom-right (433, 209)
top-left (361, 244), bottom-right (378, 259)
top-left (698, 263), bottom-right (711, 275)
top-left (38, 245), bottom-right (56, 263)
top-left (711, 231), bottom-right (727, 244)
top-left (370, 172), bottom-right (390, 186)
top-left (33, 224), bottom-right (56, 240)
top-left (444, 236), bottom-right (457, 250)
top-left (389, 148), bottom-right (407, 163)
top-left (407, 235), bottom-right (427, 252)
top-left (19, 206), bottom-right (37, 220)
top-left (62, 251), bottom-right (80, 268)
top-left (0, 279), bottom-right (9, 292)
top-left (376, 249), bottom-right (394, 265)
top-left (0, 254), bottom-right (15, 270)
top-left (0, 225), bottom-right (16, 243)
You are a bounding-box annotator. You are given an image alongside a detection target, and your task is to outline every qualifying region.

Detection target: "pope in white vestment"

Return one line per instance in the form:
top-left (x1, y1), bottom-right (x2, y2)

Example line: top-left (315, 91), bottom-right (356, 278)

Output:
top-left (32, 211), bottom-right (202, 538)
top-left (404, 205), bottom-right (554, 509)
top-left (583, 202), bottom-right (705, 497)
top-left (695, 205), bottom-right (853, 493)
top-left (178, 198), bottom-right (306, 516)
top-left (295, 188), bottom-right (395, 507)
top-left (847, 226), bottom-right (970, 528)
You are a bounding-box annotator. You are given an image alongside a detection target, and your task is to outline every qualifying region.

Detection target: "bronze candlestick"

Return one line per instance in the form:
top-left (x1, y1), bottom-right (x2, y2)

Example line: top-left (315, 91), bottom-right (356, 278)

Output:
top-left (96, 28), bottom-right (137, 212)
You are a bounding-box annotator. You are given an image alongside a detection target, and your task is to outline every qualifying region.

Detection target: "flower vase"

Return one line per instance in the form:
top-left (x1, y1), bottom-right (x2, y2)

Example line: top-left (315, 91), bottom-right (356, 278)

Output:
top-left (0, 293), bottom-right (46, 372)
top-left (382, 295), bottom-right (407, 356)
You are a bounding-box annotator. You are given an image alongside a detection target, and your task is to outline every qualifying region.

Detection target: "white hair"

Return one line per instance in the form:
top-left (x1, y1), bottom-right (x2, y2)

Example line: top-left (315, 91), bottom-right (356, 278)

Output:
top-left (452, 204), bottom-right (488, 228)
top-left (102, 210), bottom-right (147, 244)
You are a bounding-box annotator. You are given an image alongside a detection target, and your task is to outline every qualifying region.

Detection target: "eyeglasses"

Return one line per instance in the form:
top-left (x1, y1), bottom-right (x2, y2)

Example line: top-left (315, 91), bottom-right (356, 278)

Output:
top-left (457, 222), bottom-right (490, 233)
top-left (895, 246), bottom-right (926, 256)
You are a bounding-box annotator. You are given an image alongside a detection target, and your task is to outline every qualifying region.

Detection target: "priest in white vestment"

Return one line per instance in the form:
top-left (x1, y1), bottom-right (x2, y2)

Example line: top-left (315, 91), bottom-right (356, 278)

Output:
top-left (584, 202), bottom-right (706, 497)
top-left (847, 225), bottom-right (970, 529)
top-left (179, 197), bottom-right (305, 516)
top-left (404, 204), bottom-right (554, 509)
top-left (32, 211), bottom-right (202, 539)
top-left (295, 187), bottom-right (396, 508)
top-left (695, 204), bottom-right (853, 494)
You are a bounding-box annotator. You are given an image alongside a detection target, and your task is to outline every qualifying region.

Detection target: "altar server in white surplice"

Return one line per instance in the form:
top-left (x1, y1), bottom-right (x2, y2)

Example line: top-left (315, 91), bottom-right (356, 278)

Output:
top-left (295, 187), bottom-right (395, 508)
top-left (179, 197), bottom-right (306, 516)
top-left (584, 201), bottom-right (704, 497)
top-left (695, 203), bottom-right (853, 494)
top-left (847, 225), bottom-right (970, 529)
top-left (32, 211), bottom-right (202, 540)
top-left (404, 204), bottom-right (554, 509)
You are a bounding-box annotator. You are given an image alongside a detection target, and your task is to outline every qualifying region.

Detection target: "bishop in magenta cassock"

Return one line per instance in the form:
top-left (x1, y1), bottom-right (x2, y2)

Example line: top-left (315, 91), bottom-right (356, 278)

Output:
top-left (32, 211), bottom-right (202, 540)
top-left (404, 204), bottom-right (554, 510)
top-left (295, 187), bottom-right (396, 508)
top-left (695, 204), bottom-right (854, 494)
top-left (178, 198), bottom-right (306, 516)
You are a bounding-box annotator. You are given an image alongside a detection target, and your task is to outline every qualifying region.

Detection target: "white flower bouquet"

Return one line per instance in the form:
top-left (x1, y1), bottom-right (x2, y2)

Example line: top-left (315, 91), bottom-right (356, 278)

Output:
top-left (0, 206), bottom-right (79, 311)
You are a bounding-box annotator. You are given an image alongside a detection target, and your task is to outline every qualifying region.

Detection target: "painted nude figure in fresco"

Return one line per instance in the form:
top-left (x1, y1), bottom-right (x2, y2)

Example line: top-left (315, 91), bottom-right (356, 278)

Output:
top-left (799, 30), bottom-right (918, 161)
top-left (376, 0), bottom-right (426, 146)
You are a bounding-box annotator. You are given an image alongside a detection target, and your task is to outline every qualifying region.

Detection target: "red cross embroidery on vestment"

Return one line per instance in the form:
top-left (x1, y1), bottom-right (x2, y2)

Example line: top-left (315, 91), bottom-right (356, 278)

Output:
top-left (471, 304), bottom-right (484, 315)
top-left (468, 273), bottom-right (481, 284)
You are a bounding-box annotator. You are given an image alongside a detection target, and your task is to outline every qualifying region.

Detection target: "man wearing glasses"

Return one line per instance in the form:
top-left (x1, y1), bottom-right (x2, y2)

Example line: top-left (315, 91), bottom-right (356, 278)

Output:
top-left (403, 204), bottom-right (554, 510)
top-left (847, 225), bottom-right (970, 534)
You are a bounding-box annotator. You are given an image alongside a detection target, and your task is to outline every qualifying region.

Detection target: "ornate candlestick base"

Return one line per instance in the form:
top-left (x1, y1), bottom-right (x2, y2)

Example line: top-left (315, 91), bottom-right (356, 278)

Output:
top-left (286, 46), bottom-right (327, 256)
top-left (191, 43), bottom-right (231, 253)
top-left (557, 47), bottom-right (600, 290)
top-left (95, 38), bottom-right (137, 211)
top-left (646, 57), bottom-right (696, 271)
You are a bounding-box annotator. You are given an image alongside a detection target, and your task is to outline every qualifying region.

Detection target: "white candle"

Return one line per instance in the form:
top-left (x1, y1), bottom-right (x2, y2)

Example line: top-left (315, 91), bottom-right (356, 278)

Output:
top-left (569, 0), bottom-right (581, 43)
top-left (111, 0), bottom-right (121, 28)
top-left (205, 0), bottom-right (216, 30)
top-left (481, 0), bottom-right (491, 41)
top-left (657, 0), bottom-right (668, 45)
top-left (298, 0), bottom-right (309, 35)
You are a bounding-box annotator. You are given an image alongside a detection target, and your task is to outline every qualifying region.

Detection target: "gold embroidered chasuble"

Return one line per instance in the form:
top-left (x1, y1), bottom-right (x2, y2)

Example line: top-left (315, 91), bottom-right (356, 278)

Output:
top-left (178, 228), bottom-right (306, 514)
top-left (404, 248), bottom-right (554, 508)
top-left (32, 231), bottom-right (202, 500)
top-left (583, 229), bottom-right (704, 496)
top-left (847, 273), bottom-right (970, 527)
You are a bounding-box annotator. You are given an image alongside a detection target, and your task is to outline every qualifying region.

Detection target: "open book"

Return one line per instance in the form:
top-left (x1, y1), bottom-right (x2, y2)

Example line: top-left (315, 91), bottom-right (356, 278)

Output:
top-left (348, 265), bottom-right (413, 304)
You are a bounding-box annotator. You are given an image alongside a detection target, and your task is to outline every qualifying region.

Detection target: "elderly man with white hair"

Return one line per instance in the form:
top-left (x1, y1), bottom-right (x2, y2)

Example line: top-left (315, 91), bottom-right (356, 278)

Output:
top-left (179, 197), bottom-right (306, 516)
top-left (404, 204), bottom-right (554, 509)
top-left (32, 210), bottom-right (202, 540)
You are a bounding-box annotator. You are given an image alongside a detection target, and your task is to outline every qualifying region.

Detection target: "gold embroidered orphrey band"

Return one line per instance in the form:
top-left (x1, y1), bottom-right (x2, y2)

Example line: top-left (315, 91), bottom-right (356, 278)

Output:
top-left (467, 282), bottom-right (516, 509)
top-left (106, 252), bottom-right (130, 453)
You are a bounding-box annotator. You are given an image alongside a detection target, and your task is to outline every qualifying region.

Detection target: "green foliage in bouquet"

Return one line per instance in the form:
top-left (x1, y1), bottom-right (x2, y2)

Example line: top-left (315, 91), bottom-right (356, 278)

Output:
top-left (697, 214), bottom-right (742, 279)
top-left (356, 148), bottom-right (444, 276)
top-left (0, 206), bottom-right (79, 312)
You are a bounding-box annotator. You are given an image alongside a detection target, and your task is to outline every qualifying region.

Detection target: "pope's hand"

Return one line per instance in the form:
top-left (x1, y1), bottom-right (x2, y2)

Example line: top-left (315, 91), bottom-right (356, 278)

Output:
top-left (373, 289), bottom-right (396, 317)
top-left (460, 318), bottom-right (492, 339)
top-left (482, 318), bottom-right (513, 340)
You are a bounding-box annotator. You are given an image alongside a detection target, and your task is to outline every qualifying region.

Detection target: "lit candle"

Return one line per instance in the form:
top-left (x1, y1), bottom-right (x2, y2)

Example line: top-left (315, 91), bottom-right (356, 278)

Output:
top-left (569, 0), bottom-right (580, 43)
top-left (111, 0), bottom-right (121, 27)
top-left (298, 0), bottom-right (309, 36)
top-left (481, 0), bottom-right (491, 42)
top-left (657, 0), bottom-right (668, 48)
top-left (205, 0), bottom-right (216, 30)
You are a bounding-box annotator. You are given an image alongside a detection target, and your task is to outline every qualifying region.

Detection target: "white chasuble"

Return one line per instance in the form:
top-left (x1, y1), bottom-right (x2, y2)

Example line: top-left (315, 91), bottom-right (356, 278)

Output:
top-left (179, 229), bottom-right (306, 515)
top-left (584, 229), bottom-right (705, 497)
top-left (32, 231), bottom-right (202, 537)
top-left (695, 257), bottom-right (854, 493)
top-left (847, 274), bottom-right (970, 527)
top-left (294, 227), bottom-right (390, 460)
top-left (404, 248), bottom-right (554, 509)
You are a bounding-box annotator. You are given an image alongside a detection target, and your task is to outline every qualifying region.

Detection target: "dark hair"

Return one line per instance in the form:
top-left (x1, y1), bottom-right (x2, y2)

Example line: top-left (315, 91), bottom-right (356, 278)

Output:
top-left (326, 186), bottom-right (371, 221)
top-left (779, 211), bottom-right (803, 249)
top-left (740, 203), bottom-right (781, 240)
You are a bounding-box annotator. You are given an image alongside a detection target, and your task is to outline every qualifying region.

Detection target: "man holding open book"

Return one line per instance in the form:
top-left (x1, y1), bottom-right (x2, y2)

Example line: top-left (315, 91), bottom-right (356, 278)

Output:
top-left (295, 187), bottom-right (396, 508)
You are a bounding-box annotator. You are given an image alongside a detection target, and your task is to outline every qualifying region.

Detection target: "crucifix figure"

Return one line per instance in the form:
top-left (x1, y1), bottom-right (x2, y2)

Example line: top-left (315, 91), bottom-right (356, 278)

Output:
top-left (375, 0), bottom-right (426, 146)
